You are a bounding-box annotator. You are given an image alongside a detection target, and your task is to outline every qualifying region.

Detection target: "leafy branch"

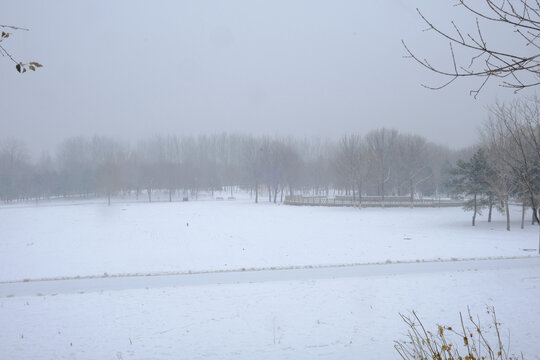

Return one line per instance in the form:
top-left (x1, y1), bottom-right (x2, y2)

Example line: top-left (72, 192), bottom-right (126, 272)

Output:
top-left (0, 24), bottom-right (43, 73)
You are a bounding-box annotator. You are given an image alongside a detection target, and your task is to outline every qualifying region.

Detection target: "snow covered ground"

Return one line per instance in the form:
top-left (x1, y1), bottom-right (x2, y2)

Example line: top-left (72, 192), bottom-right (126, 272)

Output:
top-left (0, 198), bottom-right (539, 359)
top-left (1, 258), bottom-right (539, 359)
top-left (0, 198), bottom-right (538, 281)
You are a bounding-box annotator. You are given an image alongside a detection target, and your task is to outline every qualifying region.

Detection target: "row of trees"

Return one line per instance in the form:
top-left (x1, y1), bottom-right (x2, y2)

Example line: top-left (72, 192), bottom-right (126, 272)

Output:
top-left (0, 130), bottom-right (463, 205)
top-left (332, 129), bottom-right (460, 204)
top-left (2, 96), bottom-right (538, 232)
top-left (448, 97), bottom-right (540, 230)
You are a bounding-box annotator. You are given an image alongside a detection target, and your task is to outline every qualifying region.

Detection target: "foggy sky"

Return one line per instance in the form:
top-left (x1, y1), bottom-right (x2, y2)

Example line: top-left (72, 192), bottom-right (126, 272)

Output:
top-left (1, 0), bottom-right (535, 156)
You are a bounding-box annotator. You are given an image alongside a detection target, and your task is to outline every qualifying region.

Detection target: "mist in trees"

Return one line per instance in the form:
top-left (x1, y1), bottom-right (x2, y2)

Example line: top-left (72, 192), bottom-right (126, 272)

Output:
top-left (479, 97), bottom-right (540, 230)
top-left (3, 108), bottom-right (539, 232)
top-left (442, 97), bottom-right (540, 230)
top-left (0, 130), bottom-right (458, 205)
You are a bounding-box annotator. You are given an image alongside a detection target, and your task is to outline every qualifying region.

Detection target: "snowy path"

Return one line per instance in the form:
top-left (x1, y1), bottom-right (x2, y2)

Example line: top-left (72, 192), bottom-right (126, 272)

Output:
top-left (2, 256), bottom-right (539, 359)
top-left (2, 257), bottom-right (538, 298)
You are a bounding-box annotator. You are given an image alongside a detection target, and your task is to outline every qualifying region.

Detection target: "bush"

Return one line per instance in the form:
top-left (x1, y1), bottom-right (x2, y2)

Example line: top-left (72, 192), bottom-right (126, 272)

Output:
top-left (394, 306), bottom-right (522, 360)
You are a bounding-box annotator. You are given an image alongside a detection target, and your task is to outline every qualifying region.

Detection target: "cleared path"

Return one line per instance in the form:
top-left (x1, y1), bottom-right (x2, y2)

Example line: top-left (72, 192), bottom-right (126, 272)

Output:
top-left (1, 257), bottom-right (539, 298)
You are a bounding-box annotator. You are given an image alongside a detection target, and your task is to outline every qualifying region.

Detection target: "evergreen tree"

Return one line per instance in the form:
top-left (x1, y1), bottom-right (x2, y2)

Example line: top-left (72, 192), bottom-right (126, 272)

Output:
top-left (448, 149), bottom-right (493, 226)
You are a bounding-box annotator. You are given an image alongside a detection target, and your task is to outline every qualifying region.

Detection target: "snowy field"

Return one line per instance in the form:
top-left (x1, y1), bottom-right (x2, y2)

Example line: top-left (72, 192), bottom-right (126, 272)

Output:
top-left (1, 198), bottom-right (539, 359)
top-left (0, 198), bottom-right (538, 282)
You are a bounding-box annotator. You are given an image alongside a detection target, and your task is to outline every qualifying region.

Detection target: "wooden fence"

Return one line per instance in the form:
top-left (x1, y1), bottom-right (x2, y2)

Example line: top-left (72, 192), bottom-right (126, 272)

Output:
top-left (284, 195), bottom-right (463, 208)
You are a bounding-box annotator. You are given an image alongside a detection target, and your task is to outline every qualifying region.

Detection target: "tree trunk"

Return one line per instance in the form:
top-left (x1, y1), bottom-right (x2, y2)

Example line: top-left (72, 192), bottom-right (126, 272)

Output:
top-left (169, 188), bottom-right (173, 202)
top-left (255, 184), bottom-right (258, 203)
top-left (488, 199), bottom-right (493, 223)
top-left (273, 186), bottom-right (278, 203)
top-left (505, 194), bottom-right (510, 231)
top-left (410, 178), bottom-right (414, 208)
top-left (521, 202), bottom-right (526, 229)
top-left (381, 181), bottom-right (385, 208)
top-left (147, 188), bottom-right (152, 203)
top-left (358, 182), bottom-right (362, 209)
top-left (472, 193), bottom-right (477, 226)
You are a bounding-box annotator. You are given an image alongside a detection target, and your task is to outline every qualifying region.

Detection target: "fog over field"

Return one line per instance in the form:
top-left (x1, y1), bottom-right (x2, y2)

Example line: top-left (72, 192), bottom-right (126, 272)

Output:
top-left (1, 0), bottom-right (537, 154)
top-left (1, 1), bottom-right (540, 359)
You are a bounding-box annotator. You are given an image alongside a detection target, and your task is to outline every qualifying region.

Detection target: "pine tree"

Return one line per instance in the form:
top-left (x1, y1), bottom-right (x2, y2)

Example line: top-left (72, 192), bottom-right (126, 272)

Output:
top-left (448, 149), bottom-right (493, 226)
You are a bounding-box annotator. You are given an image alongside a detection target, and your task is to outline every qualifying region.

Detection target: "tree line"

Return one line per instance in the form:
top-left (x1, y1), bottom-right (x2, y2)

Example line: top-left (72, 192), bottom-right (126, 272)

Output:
top-left (448, 97), bottom-right (540, 230)
top-left (2, 96), bottom-right (538, 233)
top-left (0, 130), bottom-right (465, 206)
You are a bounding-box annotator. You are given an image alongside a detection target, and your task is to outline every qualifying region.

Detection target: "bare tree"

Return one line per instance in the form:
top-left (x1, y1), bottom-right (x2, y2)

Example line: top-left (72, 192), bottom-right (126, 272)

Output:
top-left (425, 142), bottom-right (454, 199)
top-left (301, 138), bottom-right (333, 197)
top-left (91, 137), bottom-right (127, 206)
top-left (486, 97), bottom-right (540, 224)
top-left (136, 138), bottom-right (160, 202)
top-left (366, 128), bottom-right (398, 206)
top-left (260, 139), bottom-right (299, 203)
top-left (56, 137), bottom-right (94, 197)
top-left (33, 151), bottom-right (57, 201)
top-left (403, 1), bottom-right (540, 97)
top-left (481, 125), bottom-right (517, 231)
top-left (396, 134), bottom-right (431, 207)
top-left (158, 135), bottom-right (182, 202)
top-left (333, 134), bottom-right (366, 206)
top-left (0, 139), bottom-right (31, 202)
top-left (242, 137), bottom-right (263, 203)
top-left (279, 138), bottom-right (302, 201)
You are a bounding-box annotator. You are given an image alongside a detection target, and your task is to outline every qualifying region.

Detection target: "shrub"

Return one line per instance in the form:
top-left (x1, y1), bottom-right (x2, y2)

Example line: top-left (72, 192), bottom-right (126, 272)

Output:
top-left (394, 306), bottom-right (522, 360)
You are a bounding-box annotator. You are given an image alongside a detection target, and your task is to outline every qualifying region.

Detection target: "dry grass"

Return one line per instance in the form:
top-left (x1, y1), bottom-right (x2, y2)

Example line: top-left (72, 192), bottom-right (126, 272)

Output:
top-left (394, 306), bottom-right (523, 360)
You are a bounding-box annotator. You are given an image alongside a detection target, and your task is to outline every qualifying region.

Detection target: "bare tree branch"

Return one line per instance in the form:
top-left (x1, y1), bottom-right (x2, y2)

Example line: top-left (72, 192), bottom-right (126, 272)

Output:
top-left (404, 1), bottom-right (540, 96)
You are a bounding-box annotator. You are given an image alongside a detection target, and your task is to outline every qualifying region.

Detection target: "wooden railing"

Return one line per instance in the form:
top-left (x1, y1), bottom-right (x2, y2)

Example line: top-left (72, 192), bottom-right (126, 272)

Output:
top-left (284, 195), bottom-right (463, 208)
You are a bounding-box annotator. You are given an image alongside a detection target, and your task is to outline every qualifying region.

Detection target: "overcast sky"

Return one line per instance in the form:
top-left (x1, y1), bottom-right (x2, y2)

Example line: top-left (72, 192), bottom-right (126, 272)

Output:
top-left (1, 0), bottom-right (536, 156)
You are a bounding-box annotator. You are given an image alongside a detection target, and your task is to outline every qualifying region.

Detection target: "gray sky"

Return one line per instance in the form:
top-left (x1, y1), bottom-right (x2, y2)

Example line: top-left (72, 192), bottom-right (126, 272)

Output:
top-left (1, 0), bottom-right (535, 155)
